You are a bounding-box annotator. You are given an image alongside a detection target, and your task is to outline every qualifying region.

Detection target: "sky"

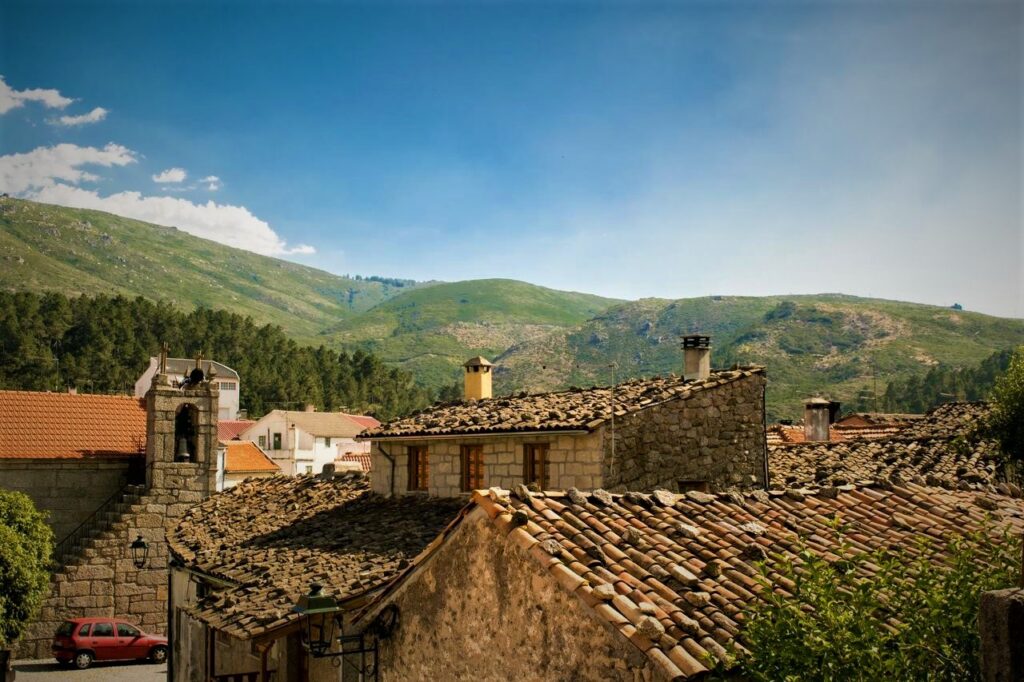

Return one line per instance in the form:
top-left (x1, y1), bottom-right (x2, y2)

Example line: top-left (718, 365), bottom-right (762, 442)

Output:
top-left (0, 1), bottom-right (1021, 317)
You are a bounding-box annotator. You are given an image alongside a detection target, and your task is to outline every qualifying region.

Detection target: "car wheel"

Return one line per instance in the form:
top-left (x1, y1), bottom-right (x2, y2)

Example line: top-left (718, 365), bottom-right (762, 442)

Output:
top-left (74, 651), bottom-right (94, 669)
top-left (150, 645), bottom-right (168, 663)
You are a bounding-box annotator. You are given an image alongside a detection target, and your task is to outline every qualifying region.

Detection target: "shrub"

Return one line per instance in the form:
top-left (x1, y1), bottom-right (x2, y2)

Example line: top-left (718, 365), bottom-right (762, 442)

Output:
top-left (0, 490), bottom-right (53, 648)
top-left (733, 522), bottom-right (1021, 681)
top-left (987, 346), bottom-right (1024, 464)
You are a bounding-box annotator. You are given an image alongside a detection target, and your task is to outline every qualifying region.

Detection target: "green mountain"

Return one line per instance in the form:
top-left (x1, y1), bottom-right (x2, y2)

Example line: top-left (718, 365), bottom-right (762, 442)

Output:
top-left (495, 295), bottom-right (1024, 420)
top-left (0, 197), bottom-right (421, 342)
top-left (3, 198), bottom-right (1022, 419)
top-left (325, 278), bottom-right (622, 387)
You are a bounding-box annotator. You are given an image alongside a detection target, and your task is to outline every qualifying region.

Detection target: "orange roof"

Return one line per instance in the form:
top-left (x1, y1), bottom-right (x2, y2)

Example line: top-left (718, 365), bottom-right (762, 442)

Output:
top-left (342, 414), bottom-right (381, 431)
top-left (337, 452), bottom-right (372, 472)
top-left (0, 390), bottom-right (146, 459)
top-left (218, 419), bottom-right (256, 441)
top-left (223, 441), bottom-right (279, 474)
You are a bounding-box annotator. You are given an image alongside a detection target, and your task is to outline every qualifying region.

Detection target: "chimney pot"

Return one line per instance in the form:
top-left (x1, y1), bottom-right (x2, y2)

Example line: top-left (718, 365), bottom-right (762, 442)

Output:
top-left (463, 356), bottom-right (494, 400)
top-left (681, 335), bottom-right (712, 381)
top-left (804, 398), bottom-right (831, 442)
top-left (305, 404), bottom-right (316, 412)
top-left (67, 387), bottom-right (77, 395)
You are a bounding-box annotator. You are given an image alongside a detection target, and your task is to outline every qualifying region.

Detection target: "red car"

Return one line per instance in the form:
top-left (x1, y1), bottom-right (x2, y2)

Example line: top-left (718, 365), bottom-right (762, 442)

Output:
top-left (52, 617), bottom-right (168, 669)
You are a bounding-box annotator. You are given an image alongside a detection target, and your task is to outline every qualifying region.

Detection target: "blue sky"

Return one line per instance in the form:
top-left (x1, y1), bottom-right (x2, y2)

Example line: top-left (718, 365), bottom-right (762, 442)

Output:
top-left (1, 1), bottom-right (1021, 317)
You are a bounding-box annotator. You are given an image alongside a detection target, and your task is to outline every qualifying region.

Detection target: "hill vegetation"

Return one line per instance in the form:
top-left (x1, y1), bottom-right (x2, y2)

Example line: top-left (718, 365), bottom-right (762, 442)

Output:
top-left (0, 291), bottom-right (434, 420)
top-left (3, 198), bottom-right (1024, 420)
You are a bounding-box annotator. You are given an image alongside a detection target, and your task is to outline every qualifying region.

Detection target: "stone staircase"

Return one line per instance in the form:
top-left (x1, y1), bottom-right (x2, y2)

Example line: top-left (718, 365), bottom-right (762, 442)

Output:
top-left (53, 483), bottom-right (147, 568)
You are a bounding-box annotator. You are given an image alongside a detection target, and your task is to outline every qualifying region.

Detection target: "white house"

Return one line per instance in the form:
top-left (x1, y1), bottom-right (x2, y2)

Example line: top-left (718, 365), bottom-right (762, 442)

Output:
top-left (238, 408), bottom-right (379, 476)
top-left (134, 357), bottom-right (241, 420)
top-left (215, 440), bottom-right (280, 491)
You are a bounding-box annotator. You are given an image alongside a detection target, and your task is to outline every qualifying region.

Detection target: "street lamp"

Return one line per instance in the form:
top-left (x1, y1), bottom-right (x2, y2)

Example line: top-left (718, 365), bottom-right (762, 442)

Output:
top-left (130, 535), bottom-right (149, 569)
top-left (292, 583), bottom-right (341, 657)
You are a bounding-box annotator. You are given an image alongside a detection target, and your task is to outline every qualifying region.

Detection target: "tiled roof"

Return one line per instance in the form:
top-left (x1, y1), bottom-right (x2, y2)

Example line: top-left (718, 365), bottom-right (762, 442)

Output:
top-left (0, 390), bottom-right (146, 459)
top-left (218, 419), bottom-right (255, 441)
top-left (222, 441), bottom-right (279, 474)
top-left (336, 452), bottom-right (372, 473)
top-left (765, 423), bottom-right (907, 445)
top-left (835, 412), bottom-right (925, 427)
top-left (364, 368), bottom-right (765, 439)
top-left (342, 413), bottom-right (381, 431)
top-left (417, 482), bottom-right (1024, 680)
top-left (769, 402), bottom-right (1010, 489)
top-left (253, 410), bottom-right (375, 438)
top-left (168, 474), bottom-right (464, 640)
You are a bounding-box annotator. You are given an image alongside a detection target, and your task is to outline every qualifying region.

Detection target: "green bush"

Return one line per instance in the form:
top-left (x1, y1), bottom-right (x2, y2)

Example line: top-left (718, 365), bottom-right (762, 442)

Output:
top-left (987, 346), bottom-right (1024, 464)
top-left (733, 522), bottom-right (1022, 681)
top-left (0, 490), bottom-right (53, 648)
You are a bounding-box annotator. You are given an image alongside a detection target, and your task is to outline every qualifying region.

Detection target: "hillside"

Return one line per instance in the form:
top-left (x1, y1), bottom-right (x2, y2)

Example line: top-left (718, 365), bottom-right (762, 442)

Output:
top-left (326, 279), bottom-right (622, 387)
top-left (495, 295), bottom-right (1024, 420)
top-left (0, 197), bottom-right (421, 342)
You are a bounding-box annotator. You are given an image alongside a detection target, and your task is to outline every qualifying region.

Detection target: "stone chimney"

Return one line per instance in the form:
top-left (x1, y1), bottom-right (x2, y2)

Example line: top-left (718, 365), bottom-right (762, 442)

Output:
top-left (804, 398), bottom-right (831, 442)
top-left (682, 335), bottom-right (711, 381)
top-left (463, 356), bottom-right (494, 400)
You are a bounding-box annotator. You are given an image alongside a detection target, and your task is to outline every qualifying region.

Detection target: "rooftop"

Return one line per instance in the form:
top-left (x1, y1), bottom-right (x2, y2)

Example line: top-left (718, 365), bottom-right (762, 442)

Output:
top-left (153, 357), bottom-right (240, 380)
top-left (251, 410), bottom-right (378, 439)
top-left (364, 367), bottom-right (764, 439)
top-left (0, 390), bottom-right (145, 459)
top-left (168, 473), bottom-right (464, 640)
top-left (218, 419), bottom-right (256, 441)
top-left (222, 440), bottom-right (279, 474)
top-left (769, 402), bottom-right (1009, 489)
top-left (378, 482), bottom-right (1024, 679)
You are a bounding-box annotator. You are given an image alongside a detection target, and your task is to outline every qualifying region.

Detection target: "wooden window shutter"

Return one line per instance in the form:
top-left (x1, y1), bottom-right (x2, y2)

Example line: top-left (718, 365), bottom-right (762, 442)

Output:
top-left (408, 446), bottom-right (429, 491)
top-left (461, 445), bottom-right (483, 491)
top-left (524, 444), bottom-right (549, 489)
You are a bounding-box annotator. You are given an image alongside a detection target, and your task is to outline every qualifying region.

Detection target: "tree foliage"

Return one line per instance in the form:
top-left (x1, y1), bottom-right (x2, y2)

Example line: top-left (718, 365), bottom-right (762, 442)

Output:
top-left (0, 490), bottom-right (53, 648)
top-left (734, 523), bottom-right (1022, 681)
top-left (0, 291), bottom-right (437, 420)
top-left (987, 346), bottom-right (1024, 463)
top-left (858, 348), bottom-right (1016, 414)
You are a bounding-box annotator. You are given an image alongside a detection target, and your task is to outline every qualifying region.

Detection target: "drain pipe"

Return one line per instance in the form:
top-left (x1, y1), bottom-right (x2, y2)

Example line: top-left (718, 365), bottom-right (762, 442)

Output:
top-left (378, 445), bottom-right (396, 496)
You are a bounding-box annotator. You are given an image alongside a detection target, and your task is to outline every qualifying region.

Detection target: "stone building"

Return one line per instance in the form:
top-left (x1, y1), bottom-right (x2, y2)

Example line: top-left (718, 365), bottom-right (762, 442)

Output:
top-left (6, 358), bottom-right (221, 658)
top-left (356, 482), bottom-right (1024, 681)
top-left (167, 472), bottom-right (464, 682)
top-left (362, 338), bottom-right (768, 496)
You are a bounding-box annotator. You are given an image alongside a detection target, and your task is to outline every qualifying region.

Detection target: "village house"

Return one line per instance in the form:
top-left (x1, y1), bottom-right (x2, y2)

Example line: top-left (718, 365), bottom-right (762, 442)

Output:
top-left (217, 440), bottom-right (280, 490)
top-left (135, 356), bottom-right (241, 420)
top-left (239, 408), bottom-right (379, 476)
top-left (1, 354), bottom-right (222, 659)
top-left (361, 336), bottom-right (769, 497)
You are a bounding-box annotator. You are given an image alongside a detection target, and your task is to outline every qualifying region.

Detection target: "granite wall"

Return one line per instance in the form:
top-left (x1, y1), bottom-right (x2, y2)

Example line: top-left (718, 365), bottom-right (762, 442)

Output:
top-left (372, 507), bottom-right (659, 681)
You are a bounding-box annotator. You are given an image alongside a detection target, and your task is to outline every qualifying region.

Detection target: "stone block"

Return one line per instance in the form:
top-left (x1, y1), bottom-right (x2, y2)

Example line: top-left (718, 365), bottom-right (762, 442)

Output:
top-left (980, 588), bottom-right (1024, 682)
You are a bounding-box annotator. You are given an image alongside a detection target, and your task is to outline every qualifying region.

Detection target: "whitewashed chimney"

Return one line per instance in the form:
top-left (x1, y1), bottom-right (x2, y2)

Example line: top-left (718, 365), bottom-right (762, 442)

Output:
top-left (682, 335), bottom-right (711, 381)
top-left (804, 398), bottom-right (831, 442)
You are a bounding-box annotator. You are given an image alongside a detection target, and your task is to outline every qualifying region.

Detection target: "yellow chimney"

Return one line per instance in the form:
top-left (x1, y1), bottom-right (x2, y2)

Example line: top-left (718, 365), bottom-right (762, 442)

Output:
top-left (463, 356), bottom-right (494, 400)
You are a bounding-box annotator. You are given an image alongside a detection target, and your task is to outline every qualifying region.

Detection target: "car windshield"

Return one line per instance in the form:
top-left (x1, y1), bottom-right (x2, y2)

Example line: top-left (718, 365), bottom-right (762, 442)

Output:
top-left (55, 622), bottom-right (75, 637)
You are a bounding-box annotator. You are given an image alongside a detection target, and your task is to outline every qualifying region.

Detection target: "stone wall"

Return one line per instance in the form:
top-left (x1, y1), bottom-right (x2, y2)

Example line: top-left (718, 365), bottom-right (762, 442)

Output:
top-left (16, 461), bottom-right (212, 659)
top-left (0, 458), bottom-right (134, 541)
top-left (372, 507), bottom-right (657, 681)
top-left (371, 431), bottom-right (604, 497)
top-left (603, 372), bottom-right (767, 491)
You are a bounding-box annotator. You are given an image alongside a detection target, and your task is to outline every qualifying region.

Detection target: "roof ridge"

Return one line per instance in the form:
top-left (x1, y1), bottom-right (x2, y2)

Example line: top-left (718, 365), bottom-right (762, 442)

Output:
top-left (0, 389), bottom-right (141, 400)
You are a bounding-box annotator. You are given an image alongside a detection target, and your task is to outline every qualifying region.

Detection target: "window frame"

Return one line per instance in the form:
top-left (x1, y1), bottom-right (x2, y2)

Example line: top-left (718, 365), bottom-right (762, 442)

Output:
top-left (460, 444), bottom-right (484, 492)
top-left (91, 622), bottom-right (115, 637)
top-left (258, 435), bottom-right (266, 448)
top-left (272, 432), bottom-right (282, 450)
top-left (523, 443), bottom-right (550, 489)
top-left (407, 445), bottom-right (429, 491)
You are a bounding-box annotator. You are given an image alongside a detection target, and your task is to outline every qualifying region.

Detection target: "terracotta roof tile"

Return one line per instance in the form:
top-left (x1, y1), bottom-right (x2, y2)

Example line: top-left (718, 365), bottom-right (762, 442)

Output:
top-left (218, 420), bottom-right (256, 441)
top-left (169, 474), bottom-right (464, 640)
top-left (458, 482), bottom-right (1024, 678)
top-left (336, 452), bottom-right (372, 472)
top-left (222, 441), bottom-right (279, 474)
top-left (769, 402), bottom-right (1012, 489)
top-left (365, 368), bottom-right (765, 439)
top-left (0, 390), bottom-right (145, 459)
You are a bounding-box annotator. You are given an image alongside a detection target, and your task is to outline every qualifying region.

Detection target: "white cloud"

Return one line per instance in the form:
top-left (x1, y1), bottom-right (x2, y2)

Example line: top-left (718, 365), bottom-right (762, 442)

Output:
top-left (0, 143), bottom-right (136, 194)
top-left (200, 175), bottom-right (222, 191)
top-left (54, 107), bottom-right (108, 126)
top-left (152, 167), bottom-right (187, 183)
top-left (0, 75), bottom-right (73, 114)
top-left (28, 184), bottom-right (315, 256)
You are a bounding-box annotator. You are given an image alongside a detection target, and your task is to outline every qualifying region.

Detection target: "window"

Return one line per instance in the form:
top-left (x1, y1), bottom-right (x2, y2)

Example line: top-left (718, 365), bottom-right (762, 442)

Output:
top-left (117, 623), bottom-right (140, 637)
top-left (523, 443), bottom-right (549, 489)
top-left (219, 381), bottom-right (237, 391)
top-left (408, 445), bottom-right (429, 491)
top-left (272, 432), bottom-right (282, 450)
top-left (78, 623), bottom-right (92, 636)
top-left (56, 622), bottom-right (75, 637)
top-left (460, 444), bottom-right (484, 491)
top-left (92, 622), bottom-right (114, 637)
top-left (305, 465), bottom-right (313, 474)
top-left (258, 435), bottom-right (266, 448)
top-left (325, 437), bottom-right (331, 447)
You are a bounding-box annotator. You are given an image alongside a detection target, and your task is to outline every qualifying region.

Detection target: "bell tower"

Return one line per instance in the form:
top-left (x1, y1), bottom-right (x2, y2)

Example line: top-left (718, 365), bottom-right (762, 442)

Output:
top-left (144, 346), bottom-right (220, 496)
